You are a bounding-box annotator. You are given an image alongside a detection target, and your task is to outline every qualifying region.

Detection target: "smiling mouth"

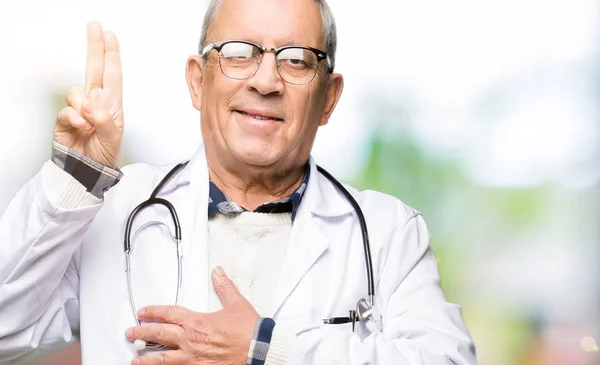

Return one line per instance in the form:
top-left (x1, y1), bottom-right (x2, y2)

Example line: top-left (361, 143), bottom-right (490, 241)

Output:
top-left (236, 110), bottom-right (283, 122)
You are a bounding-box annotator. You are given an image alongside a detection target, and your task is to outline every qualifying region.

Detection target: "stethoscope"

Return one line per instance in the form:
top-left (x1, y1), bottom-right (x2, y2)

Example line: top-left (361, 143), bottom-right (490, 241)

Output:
top-left (124, 162), bottom-right (382, 350)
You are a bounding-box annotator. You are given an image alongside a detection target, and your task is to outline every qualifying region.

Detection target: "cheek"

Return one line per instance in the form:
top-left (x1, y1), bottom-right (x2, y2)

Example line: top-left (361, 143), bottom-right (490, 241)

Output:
top-left (202, 76), bottom-right (240, 129)
top-left (288, 86), bottom-right (324, 132)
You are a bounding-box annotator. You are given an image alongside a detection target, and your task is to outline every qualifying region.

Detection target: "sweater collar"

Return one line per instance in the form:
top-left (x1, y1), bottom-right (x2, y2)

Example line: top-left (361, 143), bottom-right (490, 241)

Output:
top-left (207, 163), bottom-right (310, 223)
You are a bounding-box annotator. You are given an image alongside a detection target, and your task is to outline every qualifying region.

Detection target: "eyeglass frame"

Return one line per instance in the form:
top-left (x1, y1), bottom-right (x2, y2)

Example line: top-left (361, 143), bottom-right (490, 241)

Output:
top-left (200, 40), bottom-right (334, 84)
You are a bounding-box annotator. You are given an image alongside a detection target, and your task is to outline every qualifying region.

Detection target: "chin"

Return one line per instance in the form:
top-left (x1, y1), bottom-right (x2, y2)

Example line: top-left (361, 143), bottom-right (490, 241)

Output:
top-left (232, 143), bottom-right (280, 167)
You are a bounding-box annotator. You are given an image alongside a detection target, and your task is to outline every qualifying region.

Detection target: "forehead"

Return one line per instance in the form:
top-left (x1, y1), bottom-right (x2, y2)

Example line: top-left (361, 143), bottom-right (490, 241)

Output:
top-left (211, 0), bottom-right (324, 48)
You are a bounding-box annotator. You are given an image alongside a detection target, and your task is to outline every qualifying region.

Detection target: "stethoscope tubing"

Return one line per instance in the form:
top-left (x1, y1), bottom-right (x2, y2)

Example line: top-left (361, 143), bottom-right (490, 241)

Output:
top-left (316, 165), bottom-right (375, 306)
top-left (123, 161), bottom-right (377, 342)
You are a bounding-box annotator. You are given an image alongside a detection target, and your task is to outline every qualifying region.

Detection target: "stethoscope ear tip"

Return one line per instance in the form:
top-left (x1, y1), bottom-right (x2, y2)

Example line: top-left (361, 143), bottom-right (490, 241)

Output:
top-left (133, 339), bottom-right (147, 351)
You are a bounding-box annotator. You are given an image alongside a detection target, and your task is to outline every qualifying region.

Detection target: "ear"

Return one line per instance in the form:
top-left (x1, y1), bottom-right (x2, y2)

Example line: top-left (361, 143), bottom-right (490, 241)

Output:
top-left (186, 55), bottom-right (204, 111)
top-left (319, 73), bottom-right (344, 126)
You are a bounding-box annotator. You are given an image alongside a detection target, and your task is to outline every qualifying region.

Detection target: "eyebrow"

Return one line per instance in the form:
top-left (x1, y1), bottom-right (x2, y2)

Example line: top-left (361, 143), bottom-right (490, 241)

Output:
top-left (243, 38), bottom-right (318, 48)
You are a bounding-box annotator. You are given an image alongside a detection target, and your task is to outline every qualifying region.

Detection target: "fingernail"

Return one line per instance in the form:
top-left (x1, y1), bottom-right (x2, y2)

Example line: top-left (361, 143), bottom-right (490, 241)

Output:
top-left (137, 308), bottom-right (145, 318)
top-left (131, 358), bottom-right (140, 365)
top-left (125, 327), bottom-right (133, 339)
top-left (214, 266), bottom-right (225, 277)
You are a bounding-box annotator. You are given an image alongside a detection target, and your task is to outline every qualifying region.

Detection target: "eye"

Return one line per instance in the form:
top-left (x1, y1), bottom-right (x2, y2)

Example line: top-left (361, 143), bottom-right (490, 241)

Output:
top-left (282, 58), bottom-right (308, 68)
top-left (278, 48), bottom-right (317, 70)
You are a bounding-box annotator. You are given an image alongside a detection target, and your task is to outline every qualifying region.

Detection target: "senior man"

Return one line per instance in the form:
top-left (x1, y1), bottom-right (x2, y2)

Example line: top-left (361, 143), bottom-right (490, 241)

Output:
top-left (0, 0), bottom-right (476, 364)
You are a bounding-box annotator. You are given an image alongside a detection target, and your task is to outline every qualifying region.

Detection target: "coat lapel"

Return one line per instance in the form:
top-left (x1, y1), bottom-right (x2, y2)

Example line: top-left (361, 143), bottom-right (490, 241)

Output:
top-left (270, 207), bottom-right (329, 316)
top-left (270, 159), bottom-right (353, 316)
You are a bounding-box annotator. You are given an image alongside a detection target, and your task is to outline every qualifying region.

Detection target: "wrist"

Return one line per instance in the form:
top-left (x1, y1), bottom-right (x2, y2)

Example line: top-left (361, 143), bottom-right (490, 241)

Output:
top-left (51, 140), bottom-right (122, 199)
top-left (247, 317), bottom-right (276, 365)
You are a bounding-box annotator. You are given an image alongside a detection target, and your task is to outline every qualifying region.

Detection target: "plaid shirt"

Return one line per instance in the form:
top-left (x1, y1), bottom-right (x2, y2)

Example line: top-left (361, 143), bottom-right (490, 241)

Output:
top-left (208, 164), bottom-right (309, 222)
top-left (51, 141), bottom-right (122, 198)
top-left (51, 142), bottom-right (306, 364)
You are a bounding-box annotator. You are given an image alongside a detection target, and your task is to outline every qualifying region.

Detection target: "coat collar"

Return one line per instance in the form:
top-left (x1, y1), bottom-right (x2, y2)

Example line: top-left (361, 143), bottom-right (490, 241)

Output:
top-left (303, 156), bottom-right (354, 218)
top-left (164, 143), bottom-right (354, 219)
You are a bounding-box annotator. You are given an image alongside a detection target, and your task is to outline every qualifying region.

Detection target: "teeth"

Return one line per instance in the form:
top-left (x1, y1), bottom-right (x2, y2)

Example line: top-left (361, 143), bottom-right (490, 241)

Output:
top-left (240, 111), bottom-right (278, 121)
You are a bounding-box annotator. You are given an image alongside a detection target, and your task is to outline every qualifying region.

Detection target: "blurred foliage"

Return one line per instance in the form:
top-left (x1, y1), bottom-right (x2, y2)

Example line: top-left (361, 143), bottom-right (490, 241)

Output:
top-left (351, 124), bottom-right (549, 281)
top-left (350, 123), bottom-right (552, 365)
top-left (351, 128), bottom-right (467, 295)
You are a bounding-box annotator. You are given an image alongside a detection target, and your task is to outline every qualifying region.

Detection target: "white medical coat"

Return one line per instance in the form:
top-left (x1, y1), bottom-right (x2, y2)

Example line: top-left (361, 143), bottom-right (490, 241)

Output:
top-left (0, 144), bottom-right (476, 364)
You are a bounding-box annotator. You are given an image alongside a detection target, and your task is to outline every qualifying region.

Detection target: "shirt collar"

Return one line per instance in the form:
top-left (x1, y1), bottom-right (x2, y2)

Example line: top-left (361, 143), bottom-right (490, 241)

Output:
top-left (208, 163), bottom-right (311, 222)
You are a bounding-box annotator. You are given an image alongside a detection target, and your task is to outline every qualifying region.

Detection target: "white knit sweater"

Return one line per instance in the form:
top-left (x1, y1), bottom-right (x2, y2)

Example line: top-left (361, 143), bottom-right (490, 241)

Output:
top-left (207, 212), bottom-right (295, 365)
top-left (207, 212), bottom-right (292, 315)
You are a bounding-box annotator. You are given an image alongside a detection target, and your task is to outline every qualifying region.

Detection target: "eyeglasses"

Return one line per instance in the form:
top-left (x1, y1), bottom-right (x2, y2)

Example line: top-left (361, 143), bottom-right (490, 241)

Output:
top-left (201, 40), bottom-right (332, 85)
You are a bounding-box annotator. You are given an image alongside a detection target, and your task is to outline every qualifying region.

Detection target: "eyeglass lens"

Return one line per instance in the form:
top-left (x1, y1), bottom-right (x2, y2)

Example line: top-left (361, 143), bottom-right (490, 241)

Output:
top-left (217, 42), bottom-right (320, 84)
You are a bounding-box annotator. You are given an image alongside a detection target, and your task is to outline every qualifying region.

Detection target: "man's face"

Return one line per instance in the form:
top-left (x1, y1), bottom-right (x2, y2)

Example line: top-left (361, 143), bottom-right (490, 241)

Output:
top-left (187, 0), bottom-right (343, 173)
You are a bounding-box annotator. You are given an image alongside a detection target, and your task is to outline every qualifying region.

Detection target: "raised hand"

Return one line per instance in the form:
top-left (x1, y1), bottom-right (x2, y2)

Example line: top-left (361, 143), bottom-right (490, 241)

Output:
top-left (54, 21), bottom-right (124, 168)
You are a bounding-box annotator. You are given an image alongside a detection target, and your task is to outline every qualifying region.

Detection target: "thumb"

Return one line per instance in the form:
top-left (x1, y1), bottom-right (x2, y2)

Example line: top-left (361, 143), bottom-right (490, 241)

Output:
top-left (212, 266), bottom-right (244, 308)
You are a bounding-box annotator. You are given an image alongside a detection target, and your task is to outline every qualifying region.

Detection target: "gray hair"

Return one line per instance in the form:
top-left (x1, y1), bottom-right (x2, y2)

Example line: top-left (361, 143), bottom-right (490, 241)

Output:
top-left (198, 0), bottom-right (338, 74)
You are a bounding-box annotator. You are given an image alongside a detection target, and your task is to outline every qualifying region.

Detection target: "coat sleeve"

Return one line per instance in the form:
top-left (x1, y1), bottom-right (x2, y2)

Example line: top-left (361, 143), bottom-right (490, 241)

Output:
top-left (0, 161), bottom-right (103, 364)
top-left (273, 213), bottom-right (477, 365)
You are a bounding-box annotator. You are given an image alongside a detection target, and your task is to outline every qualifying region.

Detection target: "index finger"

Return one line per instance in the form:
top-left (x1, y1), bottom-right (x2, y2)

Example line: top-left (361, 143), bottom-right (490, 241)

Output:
top-left (138, 305), bottom-right (192, 326)
top-left (125, 323), bottom-right (182, 349)
top-left (85, 21), bottom-right (105, 95)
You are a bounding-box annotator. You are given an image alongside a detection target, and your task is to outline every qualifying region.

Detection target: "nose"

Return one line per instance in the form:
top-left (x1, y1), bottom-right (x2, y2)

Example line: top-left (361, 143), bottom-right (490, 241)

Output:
top-left (246, 52), bottom-right (285, 96)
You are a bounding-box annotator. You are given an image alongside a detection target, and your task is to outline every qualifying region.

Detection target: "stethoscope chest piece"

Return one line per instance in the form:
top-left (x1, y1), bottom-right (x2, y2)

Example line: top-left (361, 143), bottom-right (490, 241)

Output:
top-left (356, 298), bottom-right (382, 333)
